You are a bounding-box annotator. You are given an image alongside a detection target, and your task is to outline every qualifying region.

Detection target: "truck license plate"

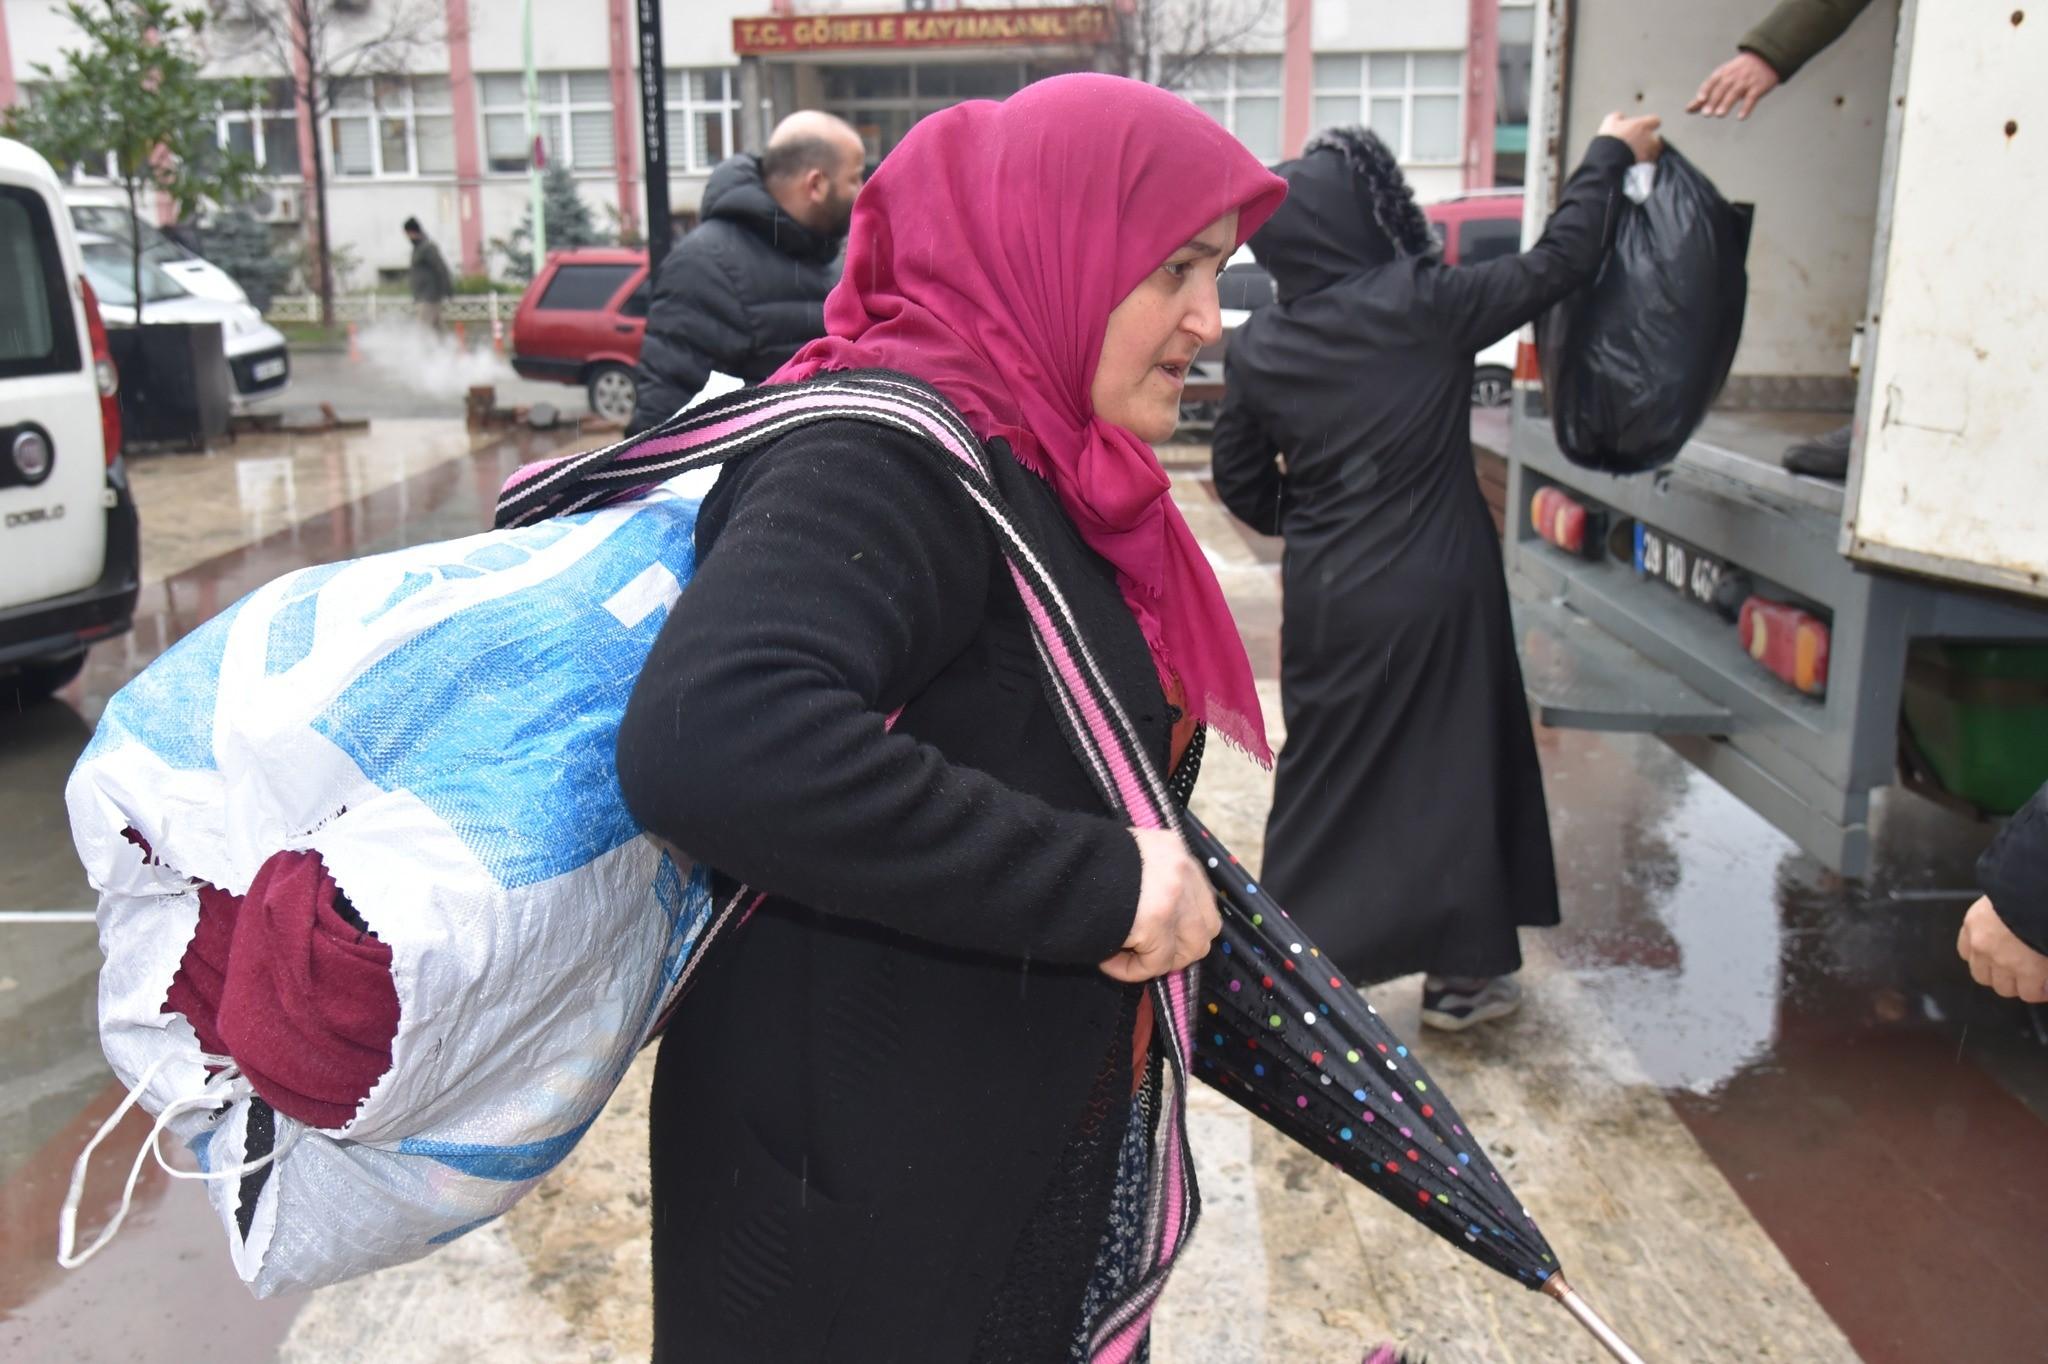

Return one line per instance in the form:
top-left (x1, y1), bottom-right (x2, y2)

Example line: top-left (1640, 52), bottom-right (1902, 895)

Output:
top-left (1634, 524), bottom-right (1725, 611)
top-left (253, 358), bottom-right (286, 381)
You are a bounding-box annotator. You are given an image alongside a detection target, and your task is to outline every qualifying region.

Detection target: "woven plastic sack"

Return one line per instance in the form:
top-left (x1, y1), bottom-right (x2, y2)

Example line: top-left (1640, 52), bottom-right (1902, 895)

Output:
top-left (63, 453), bottom-right (725, 1296)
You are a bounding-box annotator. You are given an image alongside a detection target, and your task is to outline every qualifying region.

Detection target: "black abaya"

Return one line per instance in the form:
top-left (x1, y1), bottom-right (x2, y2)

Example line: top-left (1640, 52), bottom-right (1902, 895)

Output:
top-left (1211, 135), bottom-right (1635, 983)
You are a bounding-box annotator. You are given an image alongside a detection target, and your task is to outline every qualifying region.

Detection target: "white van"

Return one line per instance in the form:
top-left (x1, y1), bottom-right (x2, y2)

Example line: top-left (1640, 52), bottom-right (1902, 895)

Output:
top-left (0, 139), bottom-right (140, 706)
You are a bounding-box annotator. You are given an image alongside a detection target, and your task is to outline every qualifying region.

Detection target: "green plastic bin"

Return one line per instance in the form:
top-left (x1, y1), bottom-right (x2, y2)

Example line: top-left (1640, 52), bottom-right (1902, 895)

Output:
top-left (1900, 643), bottom-right (2048, 817)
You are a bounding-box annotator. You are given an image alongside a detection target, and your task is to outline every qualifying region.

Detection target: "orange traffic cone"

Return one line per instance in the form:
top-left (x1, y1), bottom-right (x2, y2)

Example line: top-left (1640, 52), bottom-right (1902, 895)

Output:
top-left (346, 321), bottom-right (362, 364)
top-left (453, 321), bottom-right (468, 350)
top-left (491, 316), bottom-right (506, 355)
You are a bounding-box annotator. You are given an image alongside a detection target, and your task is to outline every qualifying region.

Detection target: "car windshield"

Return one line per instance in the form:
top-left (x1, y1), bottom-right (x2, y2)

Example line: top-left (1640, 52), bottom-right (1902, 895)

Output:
top-left (70, 205), bottom-right (190, 261)
top-left (81, 242), bottom-right (189, 305)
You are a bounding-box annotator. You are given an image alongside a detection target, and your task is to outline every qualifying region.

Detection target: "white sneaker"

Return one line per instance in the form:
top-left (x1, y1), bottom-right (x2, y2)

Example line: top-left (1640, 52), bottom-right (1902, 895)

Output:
top-left (1420, 974), bottom-right (1523, 1032)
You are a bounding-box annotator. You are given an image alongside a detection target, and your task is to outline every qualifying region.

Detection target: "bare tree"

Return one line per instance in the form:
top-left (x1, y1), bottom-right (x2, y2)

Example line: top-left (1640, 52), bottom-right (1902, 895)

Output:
top-left (209, 0), bottom-right (442, 327)
top-left (1110, 0), bottom-right (1280, 92)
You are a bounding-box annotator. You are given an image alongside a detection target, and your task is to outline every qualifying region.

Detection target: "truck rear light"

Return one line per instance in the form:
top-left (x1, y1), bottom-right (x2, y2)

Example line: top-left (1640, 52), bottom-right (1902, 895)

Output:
top-left (1530, 486), bottom-right (1604, 557)
top-left (1739, 597), bottom-right (1830, 697)
top-left (11, 427), bottom-right (53, 482)
top-left (79, 276), bottom-right (122, 464)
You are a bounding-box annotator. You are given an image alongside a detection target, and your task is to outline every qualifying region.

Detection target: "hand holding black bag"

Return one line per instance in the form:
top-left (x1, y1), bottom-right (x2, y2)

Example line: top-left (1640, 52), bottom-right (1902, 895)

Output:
top-left (1536, 144), bottom-right (1753, 474)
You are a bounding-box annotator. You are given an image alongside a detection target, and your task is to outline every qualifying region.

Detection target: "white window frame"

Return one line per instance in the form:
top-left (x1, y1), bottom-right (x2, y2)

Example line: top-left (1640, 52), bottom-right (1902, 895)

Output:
top-left (218, 79), bottom-right (304, 180)
top-left (480, 70), bottom-right (618, 177)
top-left (1311, 51), bottom-right (1466, 166)
top-left (326, 75), bottom-right (455, 180)
top-left (663, 68), bottom-right (740, 175)
top-left (1180, 54), bottom-right (1285, 165)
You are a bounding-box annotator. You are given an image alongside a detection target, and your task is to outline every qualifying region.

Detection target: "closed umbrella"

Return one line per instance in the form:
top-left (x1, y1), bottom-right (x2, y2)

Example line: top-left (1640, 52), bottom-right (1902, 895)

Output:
top-left (1183, 808), bottom-right (1647, 1364)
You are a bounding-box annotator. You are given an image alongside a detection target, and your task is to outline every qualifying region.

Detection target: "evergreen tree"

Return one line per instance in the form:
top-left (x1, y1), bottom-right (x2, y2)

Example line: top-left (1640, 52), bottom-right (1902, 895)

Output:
top-left (196, 203), bottom-right (293, 312)
top-left (491, 164), bottom-right (613, 281)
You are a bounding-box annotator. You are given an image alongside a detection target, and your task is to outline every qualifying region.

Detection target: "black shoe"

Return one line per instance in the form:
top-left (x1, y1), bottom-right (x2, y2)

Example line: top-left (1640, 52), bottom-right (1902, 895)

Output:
top-left (1782, 422), bottom-right (1853, 480)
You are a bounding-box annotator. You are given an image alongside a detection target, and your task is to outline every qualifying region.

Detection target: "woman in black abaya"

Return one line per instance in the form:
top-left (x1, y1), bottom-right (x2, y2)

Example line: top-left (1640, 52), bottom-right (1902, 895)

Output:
top-left (1212, 117), bottom-right (1661, 1029)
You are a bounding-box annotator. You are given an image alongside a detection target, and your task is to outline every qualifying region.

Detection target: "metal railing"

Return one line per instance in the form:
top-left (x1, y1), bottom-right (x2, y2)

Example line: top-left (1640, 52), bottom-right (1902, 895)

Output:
top-left (265, 294), bottom-right (519, 325)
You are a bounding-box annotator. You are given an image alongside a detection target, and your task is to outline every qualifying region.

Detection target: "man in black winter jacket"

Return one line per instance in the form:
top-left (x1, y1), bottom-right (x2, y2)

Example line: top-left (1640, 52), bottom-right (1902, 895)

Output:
top-left (627, 111), bottom-right (865, 433)
top-left (1958, 781), bottom-right (2048, 1003)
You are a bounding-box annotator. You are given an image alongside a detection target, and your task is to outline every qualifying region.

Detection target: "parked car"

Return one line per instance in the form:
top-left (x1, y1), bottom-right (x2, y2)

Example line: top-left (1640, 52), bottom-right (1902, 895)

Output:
top-left (1424, 190), bottom-right (1525, 406)
top-left (0, 139), bottom-right (140, 705)
top-left (76, 232), bottom-right (290, 407)
top-left (510, 248), bottom-right (649, 425)
top-left (65, 190), bottom-right (251, 306)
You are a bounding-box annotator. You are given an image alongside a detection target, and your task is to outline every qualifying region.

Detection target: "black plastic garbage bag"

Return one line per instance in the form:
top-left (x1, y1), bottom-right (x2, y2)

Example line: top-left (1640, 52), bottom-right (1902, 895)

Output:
top-left (1536, 145), bottom-right (1753, 474)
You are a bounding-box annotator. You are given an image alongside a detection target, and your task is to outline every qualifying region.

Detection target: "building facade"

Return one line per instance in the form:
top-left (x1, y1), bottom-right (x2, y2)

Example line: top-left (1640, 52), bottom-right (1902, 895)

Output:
top-left (0, 0), bottom-right (1513, 291)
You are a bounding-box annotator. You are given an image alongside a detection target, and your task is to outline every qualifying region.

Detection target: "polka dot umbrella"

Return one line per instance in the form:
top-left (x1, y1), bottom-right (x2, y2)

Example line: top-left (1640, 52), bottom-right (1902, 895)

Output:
top-left (1182, 809), bottom-right (1647, 1364)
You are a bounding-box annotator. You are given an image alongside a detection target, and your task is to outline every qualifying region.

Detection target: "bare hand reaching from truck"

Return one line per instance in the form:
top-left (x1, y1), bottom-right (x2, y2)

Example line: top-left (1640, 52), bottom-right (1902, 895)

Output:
top-left (1688, 51), bottom-right (1782, 119)
top-left (1596, 112), bottom-right (1665, 163)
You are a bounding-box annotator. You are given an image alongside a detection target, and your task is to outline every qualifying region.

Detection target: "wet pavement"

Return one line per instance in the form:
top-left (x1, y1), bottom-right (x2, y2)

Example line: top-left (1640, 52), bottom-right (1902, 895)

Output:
top-left (1, 417), bottom-right (2044, 1362)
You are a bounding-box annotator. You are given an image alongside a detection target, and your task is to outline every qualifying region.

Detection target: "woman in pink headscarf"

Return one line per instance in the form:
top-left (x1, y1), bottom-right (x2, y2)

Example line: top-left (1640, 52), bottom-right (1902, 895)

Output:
top-left (614, 75), bottom-right (1282, 1362)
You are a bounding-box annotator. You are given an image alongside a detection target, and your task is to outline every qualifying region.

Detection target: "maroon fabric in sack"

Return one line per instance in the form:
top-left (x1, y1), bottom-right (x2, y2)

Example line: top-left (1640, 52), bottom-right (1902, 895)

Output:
top-left (162, 881), bottom-right (242, 1057)
top-left (212, 849), bottom-right (401, 1129)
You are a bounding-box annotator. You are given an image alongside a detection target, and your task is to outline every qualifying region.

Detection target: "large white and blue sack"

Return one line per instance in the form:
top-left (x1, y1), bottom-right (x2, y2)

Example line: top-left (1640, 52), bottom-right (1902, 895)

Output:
top-left (64, 398), bottom-right (734, 1296)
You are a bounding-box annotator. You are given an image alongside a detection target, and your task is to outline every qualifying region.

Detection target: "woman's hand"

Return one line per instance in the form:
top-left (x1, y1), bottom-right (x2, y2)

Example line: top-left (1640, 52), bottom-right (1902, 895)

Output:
top-left (1596, 112), bottom-right (1665, 163)
top-left (1101, 828), bottom-right (1222, 983)
top-left (1687, 52), bottom-right (1781, 120)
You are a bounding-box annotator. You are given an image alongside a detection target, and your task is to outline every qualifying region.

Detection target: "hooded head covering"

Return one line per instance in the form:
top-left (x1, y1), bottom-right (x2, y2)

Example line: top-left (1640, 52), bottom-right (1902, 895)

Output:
top-left (773, 74), bottom-right (1287, 762)
top-left (1249, 126), bottom-right (1436, 303)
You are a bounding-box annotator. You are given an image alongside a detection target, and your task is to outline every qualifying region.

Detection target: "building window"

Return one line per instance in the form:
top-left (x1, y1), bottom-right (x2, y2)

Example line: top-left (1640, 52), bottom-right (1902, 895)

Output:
top-left (17, 84), bottom-right (118, 181)
top-left (815, 62), bottom-right (1055, 162)
top-left (481, 71), bottom-right (616, 175)
top-left (1182, 55), bottom-right (1283, 164)
top-left (1312, 52), bottom-right (1465, 164)
top-left (219, 79), bottom-right (303, 178)
top-left (665, 69), bottom-right (739, 174)
top-left (328, 76), bottom-right (453, 178)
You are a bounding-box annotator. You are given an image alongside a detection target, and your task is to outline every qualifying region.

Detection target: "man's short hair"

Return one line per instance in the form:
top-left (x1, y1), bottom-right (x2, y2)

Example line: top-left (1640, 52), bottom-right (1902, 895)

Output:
top-left (761, 136), bottom-right (845, 184)
top-left (403, 216), bottom-right (423, 234)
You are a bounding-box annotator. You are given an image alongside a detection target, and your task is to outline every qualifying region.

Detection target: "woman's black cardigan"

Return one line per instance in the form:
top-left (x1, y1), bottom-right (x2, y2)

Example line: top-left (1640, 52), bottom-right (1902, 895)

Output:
top-left (616, 409), bottom-right (1177, 1361)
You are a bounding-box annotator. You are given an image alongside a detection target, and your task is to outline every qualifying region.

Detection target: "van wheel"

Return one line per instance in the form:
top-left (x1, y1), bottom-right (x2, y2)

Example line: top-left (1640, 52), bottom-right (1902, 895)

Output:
top-left (4, 650), bottom-right (87, 707)
top-left (587, 364), bottom-right (638, 426)
top-left (1472, 366), bottom-right (1513, 408)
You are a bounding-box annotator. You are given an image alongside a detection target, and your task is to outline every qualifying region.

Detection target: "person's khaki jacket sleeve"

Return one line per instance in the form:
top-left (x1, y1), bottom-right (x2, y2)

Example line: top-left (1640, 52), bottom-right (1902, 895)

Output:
top-left (1738, 0), bottom-right (1880, 80)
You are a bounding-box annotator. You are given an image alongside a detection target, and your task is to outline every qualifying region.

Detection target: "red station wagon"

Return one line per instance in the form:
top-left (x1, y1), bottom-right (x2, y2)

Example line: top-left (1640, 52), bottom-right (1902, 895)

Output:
top-left (511, 248), bottom-right (650, 425)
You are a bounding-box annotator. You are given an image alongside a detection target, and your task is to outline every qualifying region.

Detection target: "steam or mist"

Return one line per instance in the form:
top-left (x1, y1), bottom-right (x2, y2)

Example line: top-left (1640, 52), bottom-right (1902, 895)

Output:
top-left (355, 321), bottom-right (520, 398)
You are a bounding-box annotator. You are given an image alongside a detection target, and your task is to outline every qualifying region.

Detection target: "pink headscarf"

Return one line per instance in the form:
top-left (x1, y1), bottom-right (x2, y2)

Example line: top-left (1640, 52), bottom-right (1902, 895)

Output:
top-left (772, 74), bottom-right (1286, 764)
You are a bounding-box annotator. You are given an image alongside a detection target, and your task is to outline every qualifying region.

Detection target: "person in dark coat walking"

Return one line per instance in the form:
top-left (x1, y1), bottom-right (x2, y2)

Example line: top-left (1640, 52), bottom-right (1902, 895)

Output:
top-left (615, 76), bottom-right (1284, 1361)
top-left (627, 111), bottom-right (866, 433)
top-left (1958, 780), bottom-right (2048, 1003)
top-left (1211, 115), bottom-right (1661, 1031)
top-left (404, 216), bottom-right (454, 331)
